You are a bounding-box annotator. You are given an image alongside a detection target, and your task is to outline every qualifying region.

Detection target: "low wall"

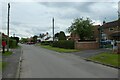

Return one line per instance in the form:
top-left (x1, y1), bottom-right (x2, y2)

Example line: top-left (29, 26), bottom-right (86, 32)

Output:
top-left (75, 41), bottom-right (99, 50)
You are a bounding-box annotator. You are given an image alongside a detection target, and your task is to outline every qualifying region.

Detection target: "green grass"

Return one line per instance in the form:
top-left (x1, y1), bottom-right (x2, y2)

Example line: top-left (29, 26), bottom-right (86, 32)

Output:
top-left (39, 44), bottom-right (79, 53)
top-left (89, 52), bottom-right (119, 67)
top-left (0, 62), bottom-right (8, 70)
top-left (2, 51), bottom-right (13, 56)
top-left (0, 62), bottom-right (2, 70)
top-left (11, 45), bottom-right (21, 49)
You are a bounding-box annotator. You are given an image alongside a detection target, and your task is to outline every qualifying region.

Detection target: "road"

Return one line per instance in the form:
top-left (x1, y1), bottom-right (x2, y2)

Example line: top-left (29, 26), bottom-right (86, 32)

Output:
top-left (20, 44), bottom-right (118, 78)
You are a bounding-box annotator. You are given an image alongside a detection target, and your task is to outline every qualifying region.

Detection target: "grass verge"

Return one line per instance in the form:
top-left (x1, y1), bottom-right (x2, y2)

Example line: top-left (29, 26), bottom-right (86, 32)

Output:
top-left (0, 62), bottom-right (2, 70)
top-left (0, 62), bottom-right (8, 70)
top-left (39, 45), bottom-right (79, 53)
top-left (3, 51), bottom-right (13, 56)
top-left (88, 52), bottom-right (119, 67)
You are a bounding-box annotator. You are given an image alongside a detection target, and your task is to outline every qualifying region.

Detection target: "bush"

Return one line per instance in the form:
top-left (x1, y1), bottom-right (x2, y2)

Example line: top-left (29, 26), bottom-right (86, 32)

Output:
top-left (9, 39), bottom-right (17, 48)
top-left (41, 41), bottom-right (53, 45)
top-left (52, 40), bottom-right (75, 49)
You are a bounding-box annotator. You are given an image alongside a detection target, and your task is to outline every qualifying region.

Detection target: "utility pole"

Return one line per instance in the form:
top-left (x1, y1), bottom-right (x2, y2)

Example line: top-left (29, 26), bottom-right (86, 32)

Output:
top-left (118, 1), bottom-right (120, 19)
top-left (7, 3), bottom-right (10, 52)
top-left (52, 17), bottom-right (54, 42)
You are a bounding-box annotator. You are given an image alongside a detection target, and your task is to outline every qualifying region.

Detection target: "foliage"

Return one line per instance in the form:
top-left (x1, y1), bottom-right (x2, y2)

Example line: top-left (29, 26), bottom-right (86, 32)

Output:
top-left (20, 38), bottom-right (28, 43)
top-left (9, 39), bottom-right (17, 48)
top-left (58, 31), bottom-right (66, 40)
top-left (67, 17), bottom-right (94, 40)
top-left (52, 40), bottom-right (75, 49)
top-left (33, 35), bottom-right (38, 43)
top-left (54, 33), bottom-right (59, 38)
top-left (10, 37), bottom-right (19, 45)
top-left (39, 33), bottom-right (45, 39)
top-left (40, 45), bottom-right (79, 53)
top-left (41, 41), bottom-right (53, 45)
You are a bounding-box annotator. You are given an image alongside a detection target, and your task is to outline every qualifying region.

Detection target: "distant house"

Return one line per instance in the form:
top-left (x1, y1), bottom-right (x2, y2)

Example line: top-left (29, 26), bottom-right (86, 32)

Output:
top-left (2, 33), bottom-right (8, 38)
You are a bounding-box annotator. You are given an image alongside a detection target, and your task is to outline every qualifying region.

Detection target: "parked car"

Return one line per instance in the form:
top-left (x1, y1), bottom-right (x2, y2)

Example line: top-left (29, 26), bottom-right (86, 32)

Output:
top-left (100, 39), bottom-right (112, 45)
top-left (27, 42), bottom-right (35, 45)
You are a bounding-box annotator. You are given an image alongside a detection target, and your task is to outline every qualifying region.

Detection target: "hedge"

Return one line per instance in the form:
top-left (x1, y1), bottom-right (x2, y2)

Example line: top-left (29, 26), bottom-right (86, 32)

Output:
top-left (52, 40), bottom-right (75, 49)
top-left (9, 39), bottom-right (17, 48)
top-left (41, 41), bottom-right (53, 45)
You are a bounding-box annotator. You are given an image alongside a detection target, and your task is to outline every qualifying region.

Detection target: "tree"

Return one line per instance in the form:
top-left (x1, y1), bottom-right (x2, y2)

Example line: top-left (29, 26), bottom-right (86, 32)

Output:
top-left (33, 35), bottom-right (38, 43)
top-left (67, 17), bottom-right (94, 40)
top-left (54, 33), bottom-right (59, 38)
top-left (58, 31), bottom-right (66, 40)
top-left (10, 37), bottom-right (19, 43)
top-left (39, 33), bottom-right (45, 39)
top-left (20, 38), bottom-right (28, 43)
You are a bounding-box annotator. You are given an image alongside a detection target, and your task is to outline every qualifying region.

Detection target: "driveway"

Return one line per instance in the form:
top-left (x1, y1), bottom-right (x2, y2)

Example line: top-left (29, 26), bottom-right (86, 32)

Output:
top-left (20, 44), bottom-right (118, 78)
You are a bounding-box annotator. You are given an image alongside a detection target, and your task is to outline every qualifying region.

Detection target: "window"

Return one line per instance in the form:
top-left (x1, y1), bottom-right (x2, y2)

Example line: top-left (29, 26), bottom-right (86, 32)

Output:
top-left (109, 28), bottom-right (114, 31)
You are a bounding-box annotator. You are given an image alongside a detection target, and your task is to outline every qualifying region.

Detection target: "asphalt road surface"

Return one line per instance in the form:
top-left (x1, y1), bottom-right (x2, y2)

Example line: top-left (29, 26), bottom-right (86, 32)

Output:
top-left (20, 44), bottom-right (118, 78)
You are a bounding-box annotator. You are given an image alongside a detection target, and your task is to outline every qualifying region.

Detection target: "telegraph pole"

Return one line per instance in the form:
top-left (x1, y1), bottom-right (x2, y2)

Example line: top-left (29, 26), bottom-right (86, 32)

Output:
top-left (7, 3), bottom-right (10, 52)
top-left (118, 1), bottom-right (120, 19)
top-left (52, 17), bottom-right (54, 42)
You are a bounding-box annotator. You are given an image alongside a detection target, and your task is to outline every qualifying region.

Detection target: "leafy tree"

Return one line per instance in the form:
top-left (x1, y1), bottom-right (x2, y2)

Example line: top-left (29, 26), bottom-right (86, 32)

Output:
top-left (58, 31), bottom-right (66, 40)
top-left (39, 33), bottom-right (45, 39)
top-left (20, 38), bottom-right (28, 43)
top-left (10, 37), bottom-right (19, 45)
top-left (67, 17), bottom-right (94, 40)
top-left (54, 33), bottom-right (59, 38)
top-left (33, 35), bottom-right (38, 43)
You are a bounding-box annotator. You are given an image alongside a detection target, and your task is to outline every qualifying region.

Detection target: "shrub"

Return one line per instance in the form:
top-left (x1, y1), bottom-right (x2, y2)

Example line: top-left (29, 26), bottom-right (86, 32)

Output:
top-left (9, 39), bottom-right (17, 48)
top-left (52, 40), bottom-right (74, 49)
top-left (41, 41), bottom-right (53, 45)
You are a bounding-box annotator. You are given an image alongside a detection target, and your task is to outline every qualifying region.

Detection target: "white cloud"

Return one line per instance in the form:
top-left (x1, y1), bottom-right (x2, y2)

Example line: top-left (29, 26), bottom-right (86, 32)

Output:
top-left (1, 2), bottom-right (118, 38)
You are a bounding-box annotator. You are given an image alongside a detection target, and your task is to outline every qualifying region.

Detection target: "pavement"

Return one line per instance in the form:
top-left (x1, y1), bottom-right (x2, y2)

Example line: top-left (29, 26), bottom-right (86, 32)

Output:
top-left (20, 44), bottom-right (118, 78)
top-left (2, 47), bottom-right (22, 78)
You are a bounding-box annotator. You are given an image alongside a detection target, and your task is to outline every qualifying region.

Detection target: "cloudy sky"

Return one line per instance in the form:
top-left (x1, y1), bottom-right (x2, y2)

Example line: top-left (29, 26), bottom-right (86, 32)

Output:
top-left (0, 0), bottom-right (119, 38)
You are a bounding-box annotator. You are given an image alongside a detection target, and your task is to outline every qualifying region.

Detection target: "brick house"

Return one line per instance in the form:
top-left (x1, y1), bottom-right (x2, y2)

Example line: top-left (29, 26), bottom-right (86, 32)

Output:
top-left (2, 33), bottom-right (8, 38)
top-left (69, 32), bottom-right (80, 41)
top-left (69, 20), bottom-right (120, 41)
top-left (102, 20), bottom-right (120, 41)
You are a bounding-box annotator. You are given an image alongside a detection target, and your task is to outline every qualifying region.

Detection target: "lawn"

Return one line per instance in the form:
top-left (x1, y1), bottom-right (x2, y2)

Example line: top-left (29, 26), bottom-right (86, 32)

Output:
top-left (2, 51), bottom-right (13, 56)
top-left (89, 52), bottom-right (119, 67)
top-left (0, 62), bottom-right (2, 70)
top-left (0, 62), bottom-right (7, 70)
top-left (39, 45), bottom-right (79, 53)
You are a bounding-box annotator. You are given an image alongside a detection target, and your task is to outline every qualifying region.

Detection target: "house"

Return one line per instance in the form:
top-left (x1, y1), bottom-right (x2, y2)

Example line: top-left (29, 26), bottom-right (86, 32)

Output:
top-left (102, 20), bottom-right (120, 41)
top-left (2, 33), bottom-right (8, 39)
top-left (69, 32), bottom-right (80, 41)
top-left (69, 19), bottom-right (120, 41)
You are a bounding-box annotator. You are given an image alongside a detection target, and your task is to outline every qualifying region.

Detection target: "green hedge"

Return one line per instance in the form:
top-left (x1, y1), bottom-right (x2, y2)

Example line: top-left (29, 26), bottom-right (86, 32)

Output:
top-left (2, 38), bottom-right (18, 48)
top-left (9, 39), bottom-right (17, 48)
top-left (52, 40), bottom-right (75, 49)
top-left (41, 41), bottom-right (53, 45)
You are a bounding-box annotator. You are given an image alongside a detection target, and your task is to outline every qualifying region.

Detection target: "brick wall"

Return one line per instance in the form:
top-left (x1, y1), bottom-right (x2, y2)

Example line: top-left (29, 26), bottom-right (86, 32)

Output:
top-left (75, 41), bottom-right (99, 50)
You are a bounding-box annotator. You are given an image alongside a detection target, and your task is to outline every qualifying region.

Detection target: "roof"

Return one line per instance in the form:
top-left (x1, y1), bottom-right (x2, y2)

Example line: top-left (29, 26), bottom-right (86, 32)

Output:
top-left (103, 20), bottom-right (118, 28)
top-left (2, 33), bottom-right (8, 38)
